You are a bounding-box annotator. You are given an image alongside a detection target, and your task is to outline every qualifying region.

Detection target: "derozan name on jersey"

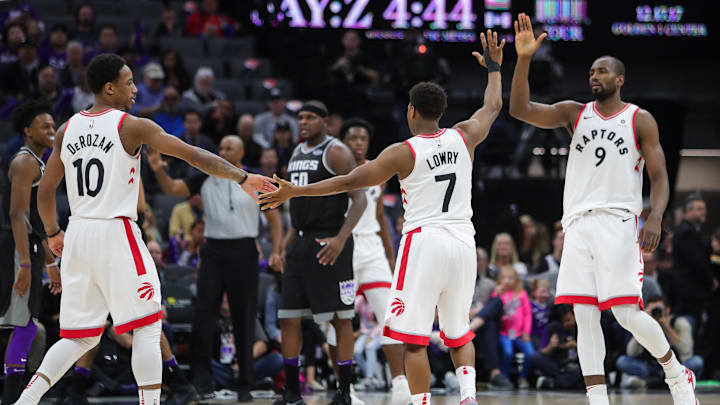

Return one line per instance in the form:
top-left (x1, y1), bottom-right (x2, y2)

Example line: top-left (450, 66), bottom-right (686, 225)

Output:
top-left (65, 133), bottom-right (115, 155)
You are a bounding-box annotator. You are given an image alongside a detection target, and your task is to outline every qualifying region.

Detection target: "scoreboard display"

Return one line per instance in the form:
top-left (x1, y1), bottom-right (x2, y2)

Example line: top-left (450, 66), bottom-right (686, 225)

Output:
top-left (249, 0), bottom-right (711, 44)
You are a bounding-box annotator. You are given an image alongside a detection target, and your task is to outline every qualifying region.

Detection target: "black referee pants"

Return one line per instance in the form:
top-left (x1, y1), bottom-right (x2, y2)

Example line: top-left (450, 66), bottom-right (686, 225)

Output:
top-left (191, 238), bottom-right (258, 392)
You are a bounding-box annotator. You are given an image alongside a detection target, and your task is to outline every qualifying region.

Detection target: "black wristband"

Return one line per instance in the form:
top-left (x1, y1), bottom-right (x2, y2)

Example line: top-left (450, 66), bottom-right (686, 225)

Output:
top-left (238, 171), bottom-right (249, 185)
top-left (483, 47), bottom-right (501, 72)
top-left (47, 228), bottom-right (62, 238)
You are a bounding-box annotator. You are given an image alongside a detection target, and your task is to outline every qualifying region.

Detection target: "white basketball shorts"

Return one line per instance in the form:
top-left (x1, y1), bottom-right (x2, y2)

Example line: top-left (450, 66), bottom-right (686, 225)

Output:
top-left (556, 209), bottom-right (644, 310)
top-left (382, 226), bottom-right (476, 347)
top-left (59, 217), bottom-right (162, 338)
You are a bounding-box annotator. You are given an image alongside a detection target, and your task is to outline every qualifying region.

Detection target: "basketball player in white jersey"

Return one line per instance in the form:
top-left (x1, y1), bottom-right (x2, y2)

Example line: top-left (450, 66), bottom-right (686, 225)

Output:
top-left (509, 14), bottom-right (696, 405)
top-left (326, 118), bottom-right (411, 405)
top-left (12, 54), bottom-right (275, 405)
top-left (260, 31), bottom-right (505, 405)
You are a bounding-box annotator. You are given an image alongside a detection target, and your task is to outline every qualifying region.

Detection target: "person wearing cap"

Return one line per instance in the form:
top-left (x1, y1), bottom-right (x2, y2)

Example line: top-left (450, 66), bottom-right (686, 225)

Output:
top-left (254, 88), bottom-right (299, 148)
top-left (131, 62), bottom-right (167, 117)
top-left (0, 37), bottom-right (39, 96)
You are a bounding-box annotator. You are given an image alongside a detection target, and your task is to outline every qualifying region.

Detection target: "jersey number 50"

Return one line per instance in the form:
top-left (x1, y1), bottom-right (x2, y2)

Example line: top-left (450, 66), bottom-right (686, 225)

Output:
top-left (72, 158), bottom-right (105, 197)
top-left (290, 172), bottom-right (308, 186)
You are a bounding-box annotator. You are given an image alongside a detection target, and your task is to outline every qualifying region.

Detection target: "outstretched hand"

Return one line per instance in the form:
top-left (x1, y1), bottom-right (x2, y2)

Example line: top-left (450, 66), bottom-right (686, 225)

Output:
top-left (242, 173), bottom-right (278, 202)
top-left (514, 12), bottom-right (547, 57)
top-left (472, 29), bottom-right (506, 68)
top-left (258, 174), bottom-right (297, 210)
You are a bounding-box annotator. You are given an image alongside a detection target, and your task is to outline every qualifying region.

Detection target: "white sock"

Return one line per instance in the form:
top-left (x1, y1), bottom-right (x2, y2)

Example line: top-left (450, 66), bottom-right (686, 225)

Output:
top-left (139, 388), bottom-right (161, 405)
top-left (586, 384), bottom-right (609, 405)
top-left (392, 375), bottom-right (409, 388)
top-left (455, 366), bottom-right (476, 401)
top-left (15, 374), bottom-right (50, 405)
top-left (410, 392), bottom-right (431, 405)
top-left (660, 351), bottom-right (684, 379)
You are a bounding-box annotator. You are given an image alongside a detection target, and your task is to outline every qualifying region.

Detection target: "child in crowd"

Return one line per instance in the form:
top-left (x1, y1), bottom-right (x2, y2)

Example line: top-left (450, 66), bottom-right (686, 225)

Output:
top-left (531, 279), bottom-right (553, 350)
top-left (493, 266), bottom-right (535, 389)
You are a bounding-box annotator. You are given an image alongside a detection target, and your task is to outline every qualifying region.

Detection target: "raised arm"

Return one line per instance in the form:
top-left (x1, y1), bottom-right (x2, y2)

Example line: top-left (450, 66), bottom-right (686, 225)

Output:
top-left (38, 123), bottom-right (68, 257)
top-left (636, 109), bottom-right (669, 253)
top-left (145, 147), bottom-right (191, 197)
top-left (124, 116), bottom-right (275, 194)
top-left (453, 30), bottom-right (505, 151)
top-left (259, 142), bottom-right (413, 210)
top-left (508, 13), bottom-right (582, 133)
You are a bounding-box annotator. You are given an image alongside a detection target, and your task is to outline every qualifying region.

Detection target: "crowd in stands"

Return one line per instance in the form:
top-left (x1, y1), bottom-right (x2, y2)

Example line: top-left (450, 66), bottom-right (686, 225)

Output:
top-left (1, 0), bottom-right (720, 400)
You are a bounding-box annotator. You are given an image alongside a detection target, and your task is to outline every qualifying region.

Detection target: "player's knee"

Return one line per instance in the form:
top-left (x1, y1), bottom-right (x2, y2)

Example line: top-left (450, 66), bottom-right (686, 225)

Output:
top-left (132, 321), bottom-right (162, 350)
top-left (610, 304), bottom-right (636, 329)
top-left (573, 304), bottom-right (601, 331)
top-left (75, 335), bottom-right (102, 351)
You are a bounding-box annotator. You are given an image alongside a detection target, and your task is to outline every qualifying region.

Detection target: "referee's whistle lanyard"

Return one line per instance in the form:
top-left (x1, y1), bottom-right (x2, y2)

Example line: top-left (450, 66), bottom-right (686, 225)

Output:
top-left (228, 165), bottom-right (249, 212)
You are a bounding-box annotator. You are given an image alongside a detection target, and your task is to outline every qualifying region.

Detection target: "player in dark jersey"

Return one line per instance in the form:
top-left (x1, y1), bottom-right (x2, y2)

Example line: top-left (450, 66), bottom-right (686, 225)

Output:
top-left (0, 100), bottom-right (61, 404)
top-left (274, 101), bottom-right (367, 405)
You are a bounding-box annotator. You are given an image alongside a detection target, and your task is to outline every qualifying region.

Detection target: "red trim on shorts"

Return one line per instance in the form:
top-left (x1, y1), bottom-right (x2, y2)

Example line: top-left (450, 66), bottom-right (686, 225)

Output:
top-left (396, 227), bottom-right (422, 291)
top-left (357, 282), bottom-right (392, 296)
top-left (404, 140), bottom-right (416, 159)
top-left (440, 329), bottom-right (476, 348)
top-left (574, 104), bottom-right (587, 131)
top-left (121, 217), bottom-right (147, 276)
top-left (555, 295), bottom-right (599, 306)
top-left (117, 112), bottom-right (128, 133)
top-left (79, 108), bottom-right (113, 117)
top-left (592, 101), bottom-right (631, 120)
top-left (114, 311), bottom-right (162, 334)
top-left (632, 108), bottom-right (641, 150)
top-left (60, 326), bottom-right (106, 338)
top-left (383, 326), bottom-right (430, 346)
top-left (598, 296), bottom-right (643, 311)
top-left (417, 128), bottom-right (446, 138)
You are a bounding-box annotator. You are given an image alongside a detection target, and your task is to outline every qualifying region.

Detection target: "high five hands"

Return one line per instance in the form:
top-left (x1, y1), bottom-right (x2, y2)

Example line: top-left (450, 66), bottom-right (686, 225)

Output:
top-left (514, 12), bottom-right (548, 57)
top-left (472, 29), bottom-right (505, 69)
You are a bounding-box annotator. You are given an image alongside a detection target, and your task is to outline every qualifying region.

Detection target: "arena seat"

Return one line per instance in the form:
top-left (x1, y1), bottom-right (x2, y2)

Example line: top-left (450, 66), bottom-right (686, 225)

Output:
top-left (206, 37), bottom-right (255, 59)
top-left (184, 57), bottom-right (226, 79)
top-left (159, 37), bottom-right (205, 59)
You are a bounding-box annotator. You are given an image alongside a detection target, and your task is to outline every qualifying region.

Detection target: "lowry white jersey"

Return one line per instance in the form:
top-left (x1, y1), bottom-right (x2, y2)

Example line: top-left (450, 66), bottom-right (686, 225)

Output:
top-left (400, 128), bottom-right (474, 245)
top-left (61, 108), bottom-right (140, 221)
top-left (562, 102), bottom-right (644, 227)
top-left (352, 181), bottom-right (382, 236)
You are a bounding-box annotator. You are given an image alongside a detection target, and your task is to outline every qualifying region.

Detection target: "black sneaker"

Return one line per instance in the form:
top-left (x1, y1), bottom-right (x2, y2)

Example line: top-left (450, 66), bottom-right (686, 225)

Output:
top-left (1, 373), bottom-right (25, 404)
top-left (328, 389), bottom-right (352, 405)
top-left (60, 389), bottom-right (90, 405)
top-left (165, 383), bottom-right (200, 405)
top-left (535, 376), bottom-right (555, 390)
top-left (488, 373), bottom-right (513, 391)
top-left (272, 392), bottom-right (306, 405)
top-left (236, 386), bottom-right (254, 403)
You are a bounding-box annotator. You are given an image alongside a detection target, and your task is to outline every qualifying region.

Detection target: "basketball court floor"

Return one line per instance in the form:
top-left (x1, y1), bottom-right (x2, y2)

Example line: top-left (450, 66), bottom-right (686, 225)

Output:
top-left (39, 390), bottom-right (720, 404)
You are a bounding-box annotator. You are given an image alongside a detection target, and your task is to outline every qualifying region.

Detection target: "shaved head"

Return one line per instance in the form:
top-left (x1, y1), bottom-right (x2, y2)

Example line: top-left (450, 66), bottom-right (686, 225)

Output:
top-left (594, 55), bottom-right (625, 76)
top-left (219, 135), bottom-right (245, 165)
top-left (222, 134), bottom-right (243, 148)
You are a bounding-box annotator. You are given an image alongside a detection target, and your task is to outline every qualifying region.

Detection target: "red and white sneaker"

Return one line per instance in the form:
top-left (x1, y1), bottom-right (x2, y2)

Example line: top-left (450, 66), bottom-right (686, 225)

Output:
top-left (665, 366), bottom-right (699, 405)
top-left (459, 397), bottom-right (477, 405)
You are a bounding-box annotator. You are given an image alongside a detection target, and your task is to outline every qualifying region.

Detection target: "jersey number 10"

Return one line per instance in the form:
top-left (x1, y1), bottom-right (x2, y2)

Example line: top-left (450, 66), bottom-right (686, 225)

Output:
top-left (72, 158), bottom-right (105, 197)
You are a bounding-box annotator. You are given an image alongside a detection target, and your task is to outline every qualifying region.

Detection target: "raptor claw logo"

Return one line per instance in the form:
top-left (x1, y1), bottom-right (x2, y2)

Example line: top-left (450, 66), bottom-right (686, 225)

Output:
top-left (390, 298), bottom-right (405, 316)
top-left (137, 282), bottom-right (154, 301)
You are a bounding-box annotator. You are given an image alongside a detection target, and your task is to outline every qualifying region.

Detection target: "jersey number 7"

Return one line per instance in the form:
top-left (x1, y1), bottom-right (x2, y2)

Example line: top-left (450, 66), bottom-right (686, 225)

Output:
top-left (435, 173), bottom-right (456, 213)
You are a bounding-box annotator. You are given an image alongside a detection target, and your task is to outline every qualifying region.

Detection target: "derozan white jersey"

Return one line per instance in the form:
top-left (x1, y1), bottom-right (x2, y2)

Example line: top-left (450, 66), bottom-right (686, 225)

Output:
top-left (562, 101), bottom-right (644, 227)
top-left (400, 128), bottom-right (474, 244)
top-left (352, 183), bottom-right (382, 236)
top-left (61, 109), bottom-right (140, 220)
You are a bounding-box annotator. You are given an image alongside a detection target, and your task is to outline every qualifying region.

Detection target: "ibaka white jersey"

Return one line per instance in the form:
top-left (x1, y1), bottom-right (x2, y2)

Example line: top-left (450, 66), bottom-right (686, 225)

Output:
top-left (352, 181), bottom-right (382, 236)
top-left (400, 128), bottom-right (474, 243)
top-left (562, 101), bottom-right (644, 226)
top-left (61, 108), bottom-right (140, 220)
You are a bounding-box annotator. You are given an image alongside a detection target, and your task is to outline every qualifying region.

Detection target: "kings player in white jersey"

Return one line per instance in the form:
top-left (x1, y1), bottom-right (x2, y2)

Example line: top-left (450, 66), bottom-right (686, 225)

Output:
top-left (13, 54), bottom-right (275, 405)
top-left (260, 31), bottom-right (505, 405)
top-left (509, 13), bottom-right (696, 405)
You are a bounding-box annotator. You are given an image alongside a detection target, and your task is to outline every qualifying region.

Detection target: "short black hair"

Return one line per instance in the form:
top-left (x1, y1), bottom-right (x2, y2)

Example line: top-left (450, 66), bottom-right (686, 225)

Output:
top-left (409, 82), bottom-right (447, 120)
top-left (339, 118), bottom-right (374, 140)
top-left (554, 303), bottom-right (574, 319)
top-left (183, 109), bottom-right (202, 120)
top-left (2, 21), bottom-right (26, 46)
top-left (98, 23), bottom-right (117, 35)
top-left (597, 55), bottom-right (626, 76)
top-left (50, 24), bottom-right (68, 34)
top-left (11, 99), bottom-right (53, 134)
top-left (86, 53), bottom-right (127, 94)
top-left (75, 2), bottom-right (96, 24)
top-left (684, 193), bottom-right (704, 212)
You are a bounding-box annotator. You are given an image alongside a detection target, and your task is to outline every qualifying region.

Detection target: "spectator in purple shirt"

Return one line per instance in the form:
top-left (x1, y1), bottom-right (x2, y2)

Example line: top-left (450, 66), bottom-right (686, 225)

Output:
top-left (38, 24), bottom-right (69, 70)
top-left (0, 1), bottom-right (42, 29)
top-left (530, 279), bottom-right (553, 350)
top-left (0, 21), bottom-right (26, 65)
top-left (84, 24), bottom-right (117, 64)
